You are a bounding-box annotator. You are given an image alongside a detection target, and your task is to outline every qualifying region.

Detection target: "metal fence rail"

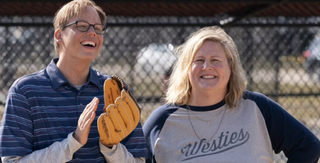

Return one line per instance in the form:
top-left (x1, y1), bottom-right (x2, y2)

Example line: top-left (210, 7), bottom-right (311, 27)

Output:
top-left (0, 16), bottom-right (320, 162)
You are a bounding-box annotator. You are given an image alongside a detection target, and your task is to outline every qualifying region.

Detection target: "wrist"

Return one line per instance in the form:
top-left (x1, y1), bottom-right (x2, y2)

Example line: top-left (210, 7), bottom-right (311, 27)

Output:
top-left (73, 130), bottom-right (85, 145)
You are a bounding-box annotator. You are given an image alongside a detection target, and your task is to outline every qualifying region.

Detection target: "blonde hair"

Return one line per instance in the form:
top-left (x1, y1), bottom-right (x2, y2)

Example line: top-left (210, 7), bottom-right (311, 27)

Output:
top-left (165, 26), bottom-right (247, 108)
top-left (53, 0), bottom-right (106, 54)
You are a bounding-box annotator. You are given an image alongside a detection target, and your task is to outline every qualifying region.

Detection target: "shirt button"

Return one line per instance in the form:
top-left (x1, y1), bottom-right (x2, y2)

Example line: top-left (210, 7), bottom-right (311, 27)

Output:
top-left (80, 103), bottom-right (83, 106)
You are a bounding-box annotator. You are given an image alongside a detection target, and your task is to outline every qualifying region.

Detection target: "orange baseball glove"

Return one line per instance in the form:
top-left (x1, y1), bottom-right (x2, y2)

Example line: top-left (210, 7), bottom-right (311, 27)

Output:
top-left (97, 76), bottom-right (141, 147)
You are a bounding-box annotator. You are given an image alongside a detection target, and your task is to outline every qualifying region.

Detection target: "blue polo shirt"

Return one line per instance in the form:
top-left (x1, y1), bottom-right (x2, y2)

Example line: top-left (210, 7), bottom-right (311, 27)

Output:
top-left (0, 58), bottom-right (147, 162)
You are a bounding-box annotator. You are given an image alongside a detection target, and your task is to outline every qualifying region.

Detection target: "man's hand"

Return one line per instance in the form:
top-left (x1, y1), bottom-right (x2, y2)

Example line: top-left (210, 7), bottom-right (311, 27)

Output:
top-left (97, 76), bottom-right (141, 147)
top-left (74, 97), bottom-right (99, 145)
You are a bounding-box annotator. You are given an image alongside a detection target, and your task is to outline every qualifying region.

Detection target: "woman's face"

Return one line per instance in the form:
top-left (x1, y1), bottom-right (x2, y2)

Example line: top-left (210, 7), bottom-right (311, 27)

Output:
top-left (188, 41), bottom-right (231, 97)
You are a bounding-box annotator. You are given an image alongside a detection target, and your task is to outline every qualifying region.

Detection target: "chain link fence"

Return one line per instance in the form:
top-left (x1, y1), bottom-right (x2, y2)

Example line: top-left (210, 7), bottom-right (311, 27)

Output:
top-left (1, 16), bottom-right (320, 162)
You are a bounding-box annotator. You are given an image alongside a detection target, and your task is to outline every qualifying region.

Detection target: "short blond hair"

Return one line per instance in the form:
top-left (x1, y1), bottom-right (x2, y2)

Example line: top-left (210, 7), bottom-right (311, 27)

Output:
top-left (53, 0), bottom-right (106, 54)
top-left (165, 26), bottom-right (247, 108)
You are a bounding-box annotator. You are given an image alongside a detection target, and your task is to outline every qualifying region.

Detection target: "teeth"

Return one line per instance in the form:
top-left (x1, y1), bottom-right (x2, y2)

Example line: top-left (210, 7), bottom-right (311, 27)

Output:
top-left (202, 76), bottom-right (215, 79)
top-left (81, 41), bottom-right (96, 47)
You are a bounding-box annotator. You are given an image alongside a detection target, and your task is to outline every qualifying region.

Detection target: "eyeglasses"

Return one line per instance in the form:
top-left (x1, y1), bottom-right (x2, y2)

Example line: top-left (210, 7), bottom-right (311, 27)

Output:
top-left (65, 21), bottom-right (106, 35)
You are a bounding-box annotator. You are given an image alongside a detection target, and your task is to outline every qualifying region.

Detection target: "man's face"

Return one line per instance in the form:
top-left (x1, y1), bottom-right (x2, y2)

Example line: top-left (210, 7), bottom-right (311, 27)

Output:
top-left (57, 6), bottom-right (104, 62)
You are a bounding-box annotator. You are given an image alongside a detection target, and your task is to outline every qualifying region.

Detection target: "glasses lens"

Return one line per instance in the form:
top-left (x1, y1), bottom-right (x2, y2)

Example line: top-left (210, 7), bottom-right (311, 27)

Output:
top-left (75, 21), bottom-right (105, 35)
top-left (76, 21), bottom-right (90, 32)
top-left (94, 25), bottom-right (105, 34)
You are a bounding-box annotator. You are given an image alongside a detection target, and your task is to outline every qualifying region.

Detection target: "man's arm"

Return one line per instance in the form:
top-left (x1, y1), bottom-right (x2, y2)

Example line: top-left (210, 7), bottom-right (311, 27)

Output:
top-left (98, 121), bottom-right (147, 163)
top-left (1, 97), bottom-right (99, 163)
top-left (1, 132), bottom-right (82, 163)
top-left (100, 142), bottom-right (145, 163)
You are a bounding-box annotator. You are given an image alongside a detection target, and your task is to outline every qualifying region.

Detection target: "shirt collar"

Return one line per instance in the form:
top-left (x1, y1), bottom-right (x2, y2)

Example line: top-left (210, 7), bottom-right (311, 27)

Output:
top-left (46, 58), bottom-right (100, 89)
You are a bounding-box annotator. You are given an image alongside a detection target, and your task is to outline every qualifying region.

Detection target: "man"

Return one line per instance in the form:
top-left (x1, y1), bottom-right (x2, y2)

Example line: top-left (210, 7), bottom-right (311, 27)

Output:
top-left (0, 0), bottom-right (146, 162)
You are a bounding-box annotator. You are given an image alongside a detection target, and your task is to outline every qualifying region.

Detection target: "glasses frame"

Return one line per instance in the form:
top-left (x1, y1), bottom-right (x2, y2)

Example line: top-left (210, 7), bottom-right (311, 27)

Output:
top-left (65, 21), bottom-right (106, 35)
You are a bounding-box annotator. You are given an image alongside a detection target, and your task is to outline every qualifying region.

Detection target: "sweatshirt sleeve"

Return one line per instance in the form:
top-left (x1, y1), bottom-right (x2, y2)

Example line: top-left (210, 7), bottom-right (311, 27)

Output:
top-left (142, 104), bottom-right (179, 163)
top-left (245, 91), bottom-right (320, 163)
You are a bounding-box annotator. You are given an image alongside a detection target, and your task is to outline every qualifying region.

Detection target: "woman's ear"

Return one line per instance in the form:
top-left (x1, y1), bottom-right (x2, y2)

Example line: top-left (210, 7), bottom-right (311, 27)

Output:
top-left (54, 29), bottom-right (62, 43)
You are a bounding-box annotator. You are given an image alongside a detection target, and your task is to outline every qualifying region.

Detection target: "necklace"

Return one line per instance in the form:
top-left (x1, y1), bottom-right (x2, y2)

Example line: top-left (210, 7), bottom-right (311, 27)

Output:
top-left (191, 106), bottom-right (223, 126)
top-left (187, 105), bottom-right (226, 143)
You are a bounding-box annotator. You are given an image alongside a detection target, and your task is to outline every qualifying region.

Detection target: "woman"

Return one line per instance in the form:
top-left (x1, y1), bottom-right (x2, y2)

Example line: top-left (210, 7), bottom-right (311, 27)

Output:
top-left (143, 26), bottom-right (320, 163)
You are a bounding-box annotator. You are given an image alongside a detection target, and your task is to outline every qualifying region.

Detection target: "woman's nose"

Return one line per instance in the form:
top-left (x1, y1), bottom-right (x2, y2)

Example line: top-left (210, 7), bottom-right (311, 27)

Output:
top-left (203, 60), bottom-right (213, 70)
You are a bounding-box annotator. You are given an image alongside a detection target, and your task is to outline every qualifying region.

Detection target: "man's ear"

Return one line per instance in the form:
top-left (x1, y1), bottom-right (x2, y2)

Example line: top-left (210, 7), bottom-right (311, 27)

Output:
top-left (54, 29), bottom-right (62, 43)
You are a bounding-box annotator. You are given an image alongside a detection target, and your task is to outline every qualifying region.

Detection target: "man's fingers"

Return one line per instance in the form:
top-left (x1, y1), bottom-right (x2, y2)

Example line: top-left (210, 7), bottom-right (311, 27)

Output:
top-left (83, 112), bottom-right (96, 128)
top-left (80, 97), bottom-right (99, 120)
top-left (92, 98), bottom-right (99, 112)
top-left (83, 106), bottom-right (98, 128)
top-left (79, 97), bottom-right (99, 130)
top-left (74, 97), bottom-right (100, 145)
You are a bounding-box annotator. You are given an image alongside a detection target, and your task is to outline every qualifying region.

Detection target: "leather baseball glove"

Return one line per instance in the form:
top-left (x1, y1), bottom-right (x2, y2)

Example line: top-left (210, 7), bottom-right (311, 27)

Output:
top-left (97, 75), bottom-right (141, 147)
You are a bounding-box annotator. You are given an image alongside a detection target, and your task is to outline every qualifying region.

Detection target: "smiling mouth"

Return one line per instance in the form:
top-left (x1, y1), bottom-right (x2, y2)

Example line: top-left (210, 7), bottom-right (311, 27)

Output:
top-left (201, 75), bottom-right (216, 79)
top-left (81, 41), bottom-right (96, 47)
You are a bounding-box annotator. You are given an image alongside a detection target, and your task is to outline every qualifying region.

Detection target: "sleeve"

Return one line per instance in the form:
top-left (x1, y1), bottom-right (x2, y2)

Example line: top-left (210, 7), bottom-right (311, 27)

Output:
top-left (143, 111), bottom-right (159, 163)
top-left (0, 83), bottom-right (82, 161)
top-left (142, 104), bottom-right (179, 163)
top-left (249, 92), bottom-right (320, 163)
top-left (0, 84), bottom-right (34, 156)
top-left (1, 132), bottom-right (83, 163)
top-left (100, 142), bottom-right (145, 163)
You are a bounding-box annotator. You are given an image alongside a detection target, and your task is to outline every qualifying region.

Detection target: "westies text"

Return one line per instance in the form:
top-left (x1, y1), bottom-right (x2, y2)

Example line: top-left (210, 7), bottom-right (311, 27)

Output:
top-left (181, 129), bottom-right (249, 161)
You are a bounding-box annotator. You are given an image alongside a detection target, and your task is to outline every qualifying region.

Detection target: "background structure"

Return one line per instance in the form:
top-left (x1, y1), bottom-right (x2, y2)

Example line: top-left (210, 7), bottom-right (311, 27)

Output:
top-left (1, 1), bottom-right (320, 162)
